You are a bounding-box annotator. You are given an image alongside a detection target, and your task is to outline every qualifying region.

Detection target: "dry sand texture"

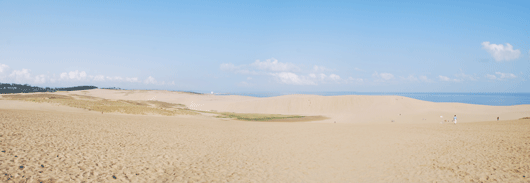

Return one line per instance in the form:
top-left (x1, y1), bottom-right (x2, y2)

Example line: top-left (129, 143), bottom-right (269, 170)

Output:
top-left (1, 89), bottom-right (530, 182)
top-left (68, 89), bottom-right (530, 124)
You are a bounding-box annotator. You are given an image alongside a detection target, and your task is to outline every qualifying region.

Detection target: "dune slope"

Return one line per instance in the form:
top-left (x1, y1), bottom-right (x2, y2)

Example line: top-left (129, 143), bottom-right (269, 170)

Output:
top-left (71, 89), bottom-right (530, 123)
top-left (1, 104), bottom-right (529, 182)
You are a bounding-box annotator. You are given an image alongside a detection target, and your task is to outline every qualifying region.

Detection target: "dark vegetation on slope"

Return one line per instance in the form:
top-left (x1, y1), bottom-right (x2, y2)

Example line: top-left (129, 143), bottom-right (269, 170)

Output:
top-left (0, 83), bottom-right (97, 94)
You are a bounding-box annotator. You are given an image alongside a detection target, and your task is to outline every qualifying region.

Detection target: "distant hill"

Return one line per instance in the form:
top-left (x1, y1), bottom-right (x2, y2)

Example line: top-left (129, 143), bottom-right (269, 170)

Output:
top-left (0, 83), bottom-right (98, 94)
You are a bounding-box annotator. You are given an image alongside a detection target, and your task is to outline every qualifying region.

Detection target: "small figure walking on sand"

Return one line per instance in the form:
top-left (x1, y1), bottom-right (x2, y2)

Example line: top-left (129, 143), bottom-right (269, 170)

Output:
top-left (440, 116), bottom-right (443, 124)
top-left (453, 115), bottom-right (457, 124)
top-left (497, 117), bottom-right (499, 121)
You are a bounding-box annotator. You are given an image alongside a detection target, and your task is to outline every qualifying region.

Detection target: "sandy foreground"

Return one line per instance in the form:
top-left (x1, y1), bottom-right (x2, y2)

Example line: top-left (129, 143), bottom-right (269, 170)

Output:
top-left (1, 89), bottom-right (530, 182)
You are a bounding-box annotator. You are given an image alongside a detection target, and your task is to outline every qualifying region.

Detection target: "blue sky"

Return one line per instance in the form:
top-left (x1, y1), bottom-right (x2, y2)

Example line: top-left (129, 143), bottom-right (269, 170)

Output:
top-left (1, 0), bottom-right (529, 92)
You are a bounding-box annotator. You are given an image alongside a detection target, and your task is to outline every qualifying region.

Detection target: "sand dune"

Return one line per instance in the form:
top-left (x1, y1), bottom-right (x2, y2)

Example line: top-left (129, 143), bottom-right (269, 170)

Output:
top-left (1, 89), bottom-right (529, 182)
top-left (70, 89), bottom-right (530, 123)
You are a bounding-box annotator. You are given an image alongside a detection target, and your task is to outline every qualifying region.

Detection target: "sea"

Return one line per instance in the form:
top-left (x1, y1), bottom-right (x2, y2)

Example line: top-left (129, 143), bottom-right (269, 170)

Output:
top-left (209, 92), bottom-right (530, 106)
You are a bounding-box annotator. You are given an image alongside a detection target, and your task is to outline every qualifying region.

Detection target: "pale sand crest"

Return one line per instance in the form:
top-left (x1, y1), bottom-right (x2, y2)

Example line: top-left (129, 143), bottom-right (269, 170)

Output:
top-left (64, 89), bottom-right (530, 124)
top-left (1, 89), bottom-right (530, 182)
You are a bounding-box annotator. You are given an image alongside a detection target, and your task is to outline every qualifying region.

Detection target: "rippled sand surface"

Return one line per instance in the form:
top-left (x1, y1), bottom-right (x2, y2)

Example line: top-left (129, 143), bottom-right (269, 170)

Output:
top-left (1, 105), bottom-right (529, 182)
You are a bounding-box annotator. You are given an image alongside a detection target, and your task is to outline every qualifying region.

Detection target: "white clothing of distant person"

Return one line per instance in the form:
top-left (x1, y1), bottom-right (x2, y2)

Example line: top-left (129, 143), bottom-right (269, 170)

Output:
top-left (453, 115), bottom-right (457, 124)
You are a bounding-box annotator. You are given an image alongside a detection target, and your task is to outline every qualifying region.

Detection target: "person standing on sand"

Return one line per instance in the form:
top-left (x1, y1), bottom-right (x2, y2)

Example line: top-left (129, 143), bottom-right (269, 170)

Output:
top-left (453, 115), bottom-right (457, 124)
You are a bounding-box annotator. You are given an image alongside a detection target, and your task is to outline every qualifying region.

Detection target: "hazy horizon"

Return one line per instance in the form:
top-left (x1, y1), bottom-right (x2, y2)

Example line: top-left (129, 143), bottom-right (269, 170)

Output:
top-left (1, 1), bottom-right (529, 92)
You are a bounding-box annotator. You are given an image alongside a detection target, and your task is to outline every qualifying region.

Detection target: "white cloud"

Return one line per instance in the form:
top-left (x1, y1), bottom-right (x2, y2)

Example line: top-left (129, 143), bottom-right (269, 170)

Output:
top-left (373, 72), bottom-right (394, 81)
top-left (0, 64), bottom-right (9, 74)
top-left (313, 65), bottom-right (332, 72)
top-left (455, 72), bottom-right (478, 81)
top-left (380, 73), bottom-right (394, 80)
top-left (486, 74), bottom-right (497, 80)
top-left (401, 75), bottom-right (418, 82)
top-left (106, 76), bottom-right (123, 81)
top-left (399, 75), bottom-right (434, 82)
top-left (34, 75), bottom-right (47, 84)
top-left (251, 58), bottom-right (299, 72)
top-left (238, 81), bottom-right (252, 87)
top-left (438, 75), bottom-right (461, 82)
top-left (87, 74), bottom-right (139, 83)
top-left (125, 77), bottom-right (139, 82)
top-left (270, 72), bottom-right (316, 85)
top-left (9, 69), bottom-right (32, 82)
top-left (482, 41), bottom-right (521, 61)
top-left (77, 71), bottom-right (87, 79)
top-left (311, 73), bottom-right (343, 83)
top-left (93, 75), bottom-right (105, 81)
top-left (238, 69), bottom-right (258, 75)
top-left (60, 70), bottom-right (87, 80)
top-left (419, 75), bottom-right (432, 82)
top-left (495, 72), bottom-right (516, 79)
top-left (0, 64), bottom-right (160, 86)
top-left (329, 74), bottom-right (341, 80)
top-left (0, 64), bottom-right (10, 79)
top-left (438, 75), bottom-right (451, 81)
top-left (485, 72), bottom-right (516, 81)
top-left (144, 76), bottom-right (157, 84)
top-left (220, 63), bottom-right (257, 75)
top-left (140, 76), bottom-right (169, 85)
top-left (221, 59), bottom-right (345, 85)
top-left (220, 63), bottom-right (240, 72)
top-left (348, 77), bottom-right (363, 82)
top-left (354, 67), bottom-right (363, 71)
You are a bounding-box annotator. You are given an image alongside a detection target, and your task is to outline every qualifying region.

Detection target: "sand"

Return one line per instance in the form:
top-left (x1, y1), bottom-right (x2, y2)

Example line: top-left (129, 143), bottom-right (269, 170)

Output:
top-left (1, 89), bottom-right (530, 182)
top-left (63, 89), bottom-right (530, 124)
